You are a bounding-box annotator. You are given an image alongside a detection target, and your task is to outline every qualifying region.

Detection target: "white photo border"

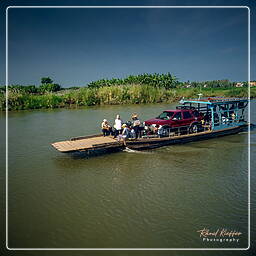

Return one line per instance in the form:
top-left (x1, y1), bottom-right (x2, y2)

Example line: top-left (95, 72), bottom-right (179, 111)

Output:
top-left (5, 5), bottom-right (251, 251)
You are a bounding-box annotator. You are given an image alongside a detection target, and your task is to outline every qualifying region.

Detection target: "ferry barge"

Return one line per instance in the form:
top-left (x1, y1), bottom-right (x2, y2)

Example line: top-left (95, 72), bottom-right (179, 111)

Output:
top-left (51, 97), bottom-right (249, 154)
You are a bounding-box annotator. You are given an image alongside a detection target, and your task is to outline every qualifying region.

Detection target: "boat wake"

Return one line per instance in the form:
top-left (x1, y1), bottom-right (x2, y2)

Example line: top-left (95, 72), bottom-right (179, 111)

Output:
top-left (123, 147), bottom-right (151, 154)
top-left (238, 131), bottom-right (249, 134)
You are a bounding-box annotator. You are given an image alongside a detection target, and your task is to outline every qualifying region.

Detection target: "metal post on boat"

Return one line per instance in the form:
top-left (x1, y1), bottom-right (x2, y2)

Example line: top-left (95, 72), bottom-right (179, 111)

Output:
top-left (236, 103), bottom-right (240, 123)
top-left (210, 105), bottom-right (214, 130)
top-left (227, 104), bottom-right (230, 124)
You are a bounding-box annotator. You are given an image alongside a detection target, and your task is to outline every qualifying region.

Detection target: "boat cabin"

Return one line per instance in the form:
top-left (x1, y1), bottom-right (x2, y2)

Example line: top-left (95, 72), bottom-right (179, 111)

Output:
top-left (179, 97), bottom-right (248, 131)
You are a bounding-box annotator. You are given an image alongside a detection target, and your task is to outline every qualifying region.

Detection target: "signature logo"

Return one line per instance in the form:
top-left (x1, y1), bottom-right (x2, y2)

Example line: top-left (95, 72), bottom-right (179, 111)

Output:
top-left (197, 228), bottom-right (242, 243)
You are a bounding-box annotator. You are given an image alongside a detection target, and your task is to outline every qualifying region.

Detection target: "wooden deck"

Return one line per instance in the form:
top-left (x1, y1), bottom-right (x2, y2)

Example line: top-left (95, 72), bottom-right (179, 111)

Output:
top-left (52, 135), bottom-right (120, 152)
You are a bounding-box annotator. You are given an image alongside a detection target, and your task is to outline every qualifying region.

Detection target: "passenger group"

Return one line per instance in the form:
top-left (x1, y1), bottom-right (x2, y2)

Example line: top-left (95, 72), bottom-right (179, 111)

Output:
top-left (101, 113), bottom-right (169, 145)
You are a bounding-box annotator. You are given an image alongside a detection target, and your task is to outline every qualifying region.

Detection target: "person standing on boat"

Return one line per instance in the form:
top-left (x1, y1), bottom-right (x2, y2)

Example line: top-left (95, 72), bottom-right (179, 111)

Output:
top-left (101, 119), bottom-right (111, 137)
top-left (131, 113), bottom-right (141, 139)
top-left (114, 114), bottom-right (122, 138)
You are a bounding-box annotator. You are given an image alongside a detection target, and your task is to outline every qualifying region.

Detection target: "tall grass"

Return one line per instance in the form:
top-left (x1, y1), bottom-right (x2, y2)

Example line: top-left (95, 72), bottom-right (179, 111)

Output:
top-left (1, 85), bottom-right (253, 111)
top-left (87, 72), bottom-right (178, 89)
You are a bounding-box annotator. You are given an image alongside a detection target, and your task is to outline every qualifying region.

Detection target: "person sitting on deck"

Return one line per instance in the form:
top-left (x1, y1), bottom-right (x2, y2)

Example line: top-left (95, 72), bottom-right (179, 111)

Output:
top-left (113, 114), bottom-right (122, 138)
top-left (101, 119), bottom-right (112, 137)
top-left (144, 125), bottom-right (154, 135)
top-left (202, 113), bottom-right (210, 125)
top-left (231, 112), bottom-right (236, 121)
top-left (130, 128), bottom-right (136, 138)
top-left (152, 124), bottom-right (160, 134)
top-left (117, 124), bottom-right (130, 146)
top-left (157, 125), bottom-right (165, 137)
top-left (143, 125), bottom-right (150, 136)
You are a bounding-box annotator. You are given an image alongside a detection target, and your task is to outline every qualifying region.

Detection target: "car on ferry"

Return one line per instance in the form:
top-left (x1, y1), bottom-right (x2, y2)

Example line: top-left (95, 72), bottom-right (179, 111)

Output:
top-left (144, 108), bottom-right (204, 133)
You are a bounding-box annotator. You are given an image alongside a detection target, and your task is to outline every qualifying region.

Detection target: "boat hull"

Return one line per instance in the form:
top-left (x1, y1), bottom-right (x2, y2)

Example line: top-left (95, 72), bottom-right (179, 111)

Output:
top-left (52, 124), bottom-right (249, 154)
top-left (125, 124), bottom-right (248, 150)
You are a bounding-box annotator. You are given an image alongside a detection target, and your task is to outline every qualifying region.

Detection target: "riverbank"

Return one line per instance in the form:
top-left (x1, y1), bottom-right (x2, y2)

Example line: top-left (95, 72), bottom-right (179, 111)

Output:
top-left (1, 85), bottom-right (254, 111)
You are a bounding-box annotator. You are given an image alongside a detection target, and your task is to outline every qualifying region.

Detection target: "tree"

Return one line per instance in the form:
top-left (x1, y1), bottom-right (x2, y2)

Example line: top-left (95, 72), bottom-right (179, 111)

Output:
top-left (41, 77), bottom-right (53, 84)
top-left (24, 85), bottom-right (38, 93)
top-left (39, 83), bottom-right (61, 93)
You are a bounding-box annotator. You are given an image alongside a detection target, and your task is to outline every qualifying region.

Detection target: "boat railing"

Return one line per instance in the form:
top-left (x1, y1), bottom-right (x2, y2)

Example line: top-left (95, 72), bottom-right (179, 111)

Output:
top-left (141, 123), bottom-right (211, 139)
top-left (164, 124), bottom-right (211, 138)
top-left (212, 113), bottom-right (246, 127)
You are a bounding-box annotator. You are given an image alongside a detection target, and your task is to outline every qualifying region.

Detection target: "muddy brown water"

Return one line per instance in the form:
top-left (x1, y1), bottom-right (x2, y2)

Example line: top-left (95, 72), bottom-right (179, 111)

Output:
top-left (0, 101), bottom-right (255, 253)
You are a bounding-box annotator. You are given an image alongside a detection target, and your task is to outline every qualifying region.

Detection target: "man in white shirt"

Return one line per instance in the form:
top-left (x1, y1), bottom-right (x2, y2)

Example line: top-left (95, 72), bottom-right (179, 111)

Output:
top-left (114, 114), bottom-right (122, 138)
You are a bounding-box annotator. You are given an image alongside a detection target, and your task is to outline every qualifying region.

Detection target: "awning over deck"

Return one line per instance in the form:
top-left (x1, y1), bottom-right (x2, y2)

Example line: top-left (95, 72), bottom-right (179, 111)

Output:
top-left (181, 97), bottom-right (248, 105)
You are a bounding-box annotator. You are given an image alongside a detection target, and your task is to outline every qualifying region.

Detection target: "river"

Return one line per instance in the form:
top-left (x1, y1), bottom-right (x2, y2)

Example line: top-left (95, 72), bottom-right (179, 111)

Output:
top-left (0, 101), bottom-right (255, 255)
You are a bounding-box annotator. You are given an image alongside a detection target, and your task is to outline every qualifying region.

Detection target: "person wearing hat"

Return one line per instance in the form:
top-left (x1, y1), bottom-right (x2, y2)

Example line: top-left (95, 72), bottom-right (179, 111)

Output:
top-left (101, 119), bottom-right (111, 137)
top-left (131, 113), bottom-right (141, 139)
top-left (117, 123), bottom-right (130, 145)
top-left (131, 113), bottom-right (138, 122)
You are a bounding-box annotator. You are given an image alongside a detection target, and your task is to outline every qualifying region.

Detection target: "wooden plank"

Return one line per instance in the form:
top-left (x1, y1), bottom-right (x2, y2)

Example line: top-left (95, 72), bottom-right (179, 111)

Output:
top-left (52, 136), bottom-right (119, 152)
top-left (70, 134), bottom-right (102, 141)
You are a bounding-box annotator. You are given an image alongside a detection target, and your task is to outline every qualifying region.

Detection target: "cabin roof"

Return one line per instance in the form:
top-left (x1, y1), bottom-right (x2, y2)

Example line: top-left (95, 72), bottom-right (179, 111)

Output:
top-left (163, 109), bottom-right (190, 113)
top-left (181, 97), bottom-right (248, 105)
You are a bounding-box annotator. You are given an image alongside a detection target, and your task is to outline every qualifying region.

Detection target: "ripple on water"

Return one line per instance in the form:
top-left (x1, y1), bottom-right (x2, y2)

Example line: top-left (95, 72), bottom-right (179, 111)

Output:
top-left (6, 102), bottom-right (253, 248)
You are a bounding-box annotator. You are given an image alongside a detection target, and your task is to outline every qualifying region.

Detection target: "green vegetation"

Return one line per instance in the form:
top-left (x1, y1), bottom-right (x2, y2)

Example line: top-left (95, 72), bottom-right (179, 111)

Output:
top-left (0, 74), bottom-right (254, 111)
top-left (41, 77), bottom-right (53, 84)
top-left (88, 73), bottom-right (179, 89)
top-left (38, 83), bottom-right (61, 93)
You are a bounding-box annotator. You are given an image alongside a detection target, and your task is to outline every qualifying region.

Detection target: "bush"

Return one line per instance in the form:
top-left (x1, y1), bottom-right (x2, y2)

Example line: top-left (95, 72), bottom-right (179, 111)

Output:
top-left (87, 73), bottom-right (178, 89)
top-left (23, 85), bottom-right (38, 94)
top-left (39, 83), bottom-right (61, 93)
top-left (0, 86), bottom-right (6, 93)
top-left (1, 85), bottom-right (39, 94)
top-left (41, 77), bottom-right (53, 84)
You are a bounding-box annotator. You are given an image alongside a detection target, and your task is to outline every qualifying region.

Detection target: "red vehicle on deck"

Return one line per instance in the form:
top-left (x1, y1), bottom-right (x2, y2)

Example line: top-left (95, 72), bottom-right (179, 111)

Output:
top-left (144, 108), bottom-right (204, 132)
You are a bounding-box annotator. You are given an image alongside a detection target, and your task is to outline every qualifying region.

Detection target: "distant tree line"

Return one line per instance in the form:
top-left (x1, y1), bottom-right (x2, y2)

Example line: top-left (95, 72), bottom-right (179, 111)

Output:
top-left (87, 75), bottom-right (249, 89)
top-left (185, 79), bottom-right (248, 88)
top-left (0, 75), bottom-right (251, 95)
top-left (88, 73), bottom-right (179, 89)
top-left (0, 77), bottom-right (62, 94)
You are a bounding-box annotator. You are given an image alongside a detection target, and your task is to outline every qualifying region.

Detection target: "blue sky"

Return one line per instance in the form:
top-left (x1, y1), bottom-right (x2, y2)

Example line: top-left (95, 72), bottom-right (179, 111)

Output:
top-left (1, 0), bottom-right (255, 87)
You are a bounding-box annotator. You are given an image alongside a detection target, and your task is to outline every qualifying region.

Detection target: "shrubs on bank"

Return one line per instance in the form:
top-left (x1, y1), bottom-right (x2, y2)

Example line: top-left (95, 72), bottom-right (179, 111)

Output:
top-left (0, 85), bottom-right (39, 94)
top-left (0, 83), bottom-right (61, 94)
top-left (0, 76), bottom-right (62, 94)
top-left (0, 74), bottom-right (254, 111)
top-left (87, 73), bottom-right (179, 89)
top-left (0, 92), bottom-right (64, 110)
top-left (0, 84), bottom-right (253, 111)
top-left (38, 83), bottom-right (61, 93)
